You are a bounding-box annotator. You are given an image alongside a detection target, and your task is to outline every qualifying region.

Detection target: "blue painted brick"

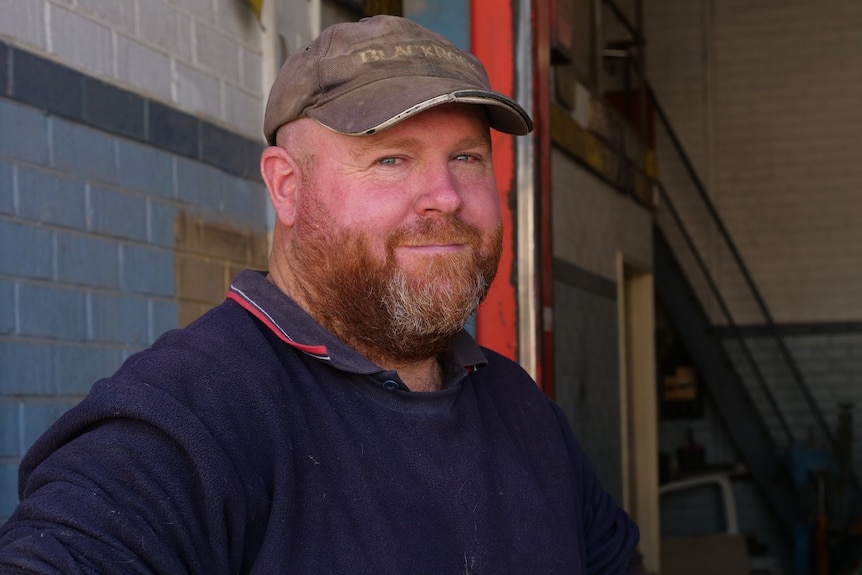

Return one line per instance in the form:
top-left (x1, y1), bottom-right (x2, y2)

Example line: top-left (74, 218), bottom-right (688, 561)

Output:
top-left (83, 77), bottom-right (146, 142)
top-left (149, 199), bottom-right (176, 248)
top-left (56, 231), bottom-right (119, 289)
top-left (18, 283), bottom-right (88, 340)
top-left (0, 280), bottom-right (13, 334)
top-left (227, 178), bottom-right (268, 231)
top-left (175, 157), bottom-right (228, 212)
top-left (90, 185), bottom-right (147, 241)
top-left (90, 292), bottom-right (149, 344)
top-left (20, 401), bottom-right (76, 453)
top-left (17, 166), bottom-right (87, 229)
top-left (0, 341), bottom-right (56, 395)
top-left (13, 49), bottom-right (84, 125)
top-left (200, 122), bottom-right (248, 178)
top-left (408, 2), bottom-right (470, 49)
top-left (121, 244), bottom-right (175, 297)
top-left (150, 299), bottom-right (179, 342)
top-left (0, 221), bottom-right (53, 279)
top-left (51, 119), bottom-right (117, 185)
top-left (0, 161), bottom-right (13, 215)
top-left (117, 139), bottom-right (174, 198)
top-left (0, 462), bottom-right (18, 520)
top-left (0, 402), bottom-right (20, 457)
top-left (0, 98), bottom-right (49, 166)
top-left (0, 42), bottom-right (7, 98)
top-left (55, 344), bottom-right (124, 395)
top-left (147, 100), bottom-right (198, 159)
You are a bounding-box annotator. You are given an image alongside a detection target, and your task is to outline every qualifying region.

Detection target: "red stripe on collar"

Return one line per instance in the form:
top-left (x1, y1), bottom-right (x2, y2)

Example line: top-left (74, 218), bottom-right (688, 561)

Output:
top-left (226, 291), bottom-right (329, 357)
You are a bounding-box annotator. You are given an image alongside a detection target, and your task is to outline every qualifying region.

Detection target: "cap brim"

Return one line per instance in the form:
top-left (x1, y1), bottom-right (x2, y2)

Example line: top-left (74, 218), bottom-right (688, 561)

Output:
top-left (306, 76), bottom-right (533, 136)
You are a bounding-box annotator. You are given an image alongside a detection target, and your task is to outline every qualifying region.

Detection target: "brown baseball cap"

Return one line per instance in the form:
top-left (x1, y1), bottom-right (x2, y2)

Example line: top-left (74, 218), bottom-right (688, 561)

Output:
top-left (263, 15), bottom-right (533, 144)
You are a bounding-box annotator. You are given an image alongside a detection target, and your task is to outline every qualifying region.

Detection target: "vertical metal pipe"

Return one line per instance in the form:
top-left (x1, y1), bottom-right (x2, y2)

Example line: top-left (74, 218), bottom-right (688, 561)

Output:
top-left (531, 0), bottom-right (555, 396)
top-left (516, 0), bottom-right (538, 381)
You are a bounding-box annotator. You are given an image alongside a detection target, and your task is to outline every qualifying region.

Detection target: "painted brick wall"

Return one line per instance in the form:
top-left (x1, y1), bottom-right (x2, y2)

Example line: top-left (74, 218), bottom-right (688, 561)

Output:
top-left (0, 43), bottom-right (269, 521)
top-left (711, 0), bottom-right (862, 324)
top-left (0, 0), bottom-right (268, 140)
top-left (554, 281), bottom-right (625, 504)
top-left (647, 0), bottom-right (862, 325)
top-left (550, 148), bottom-right (653, 504)
top-left (551, 148), bottom-right (652, 281)
top-left (648, 1), bottom-right (862, 569)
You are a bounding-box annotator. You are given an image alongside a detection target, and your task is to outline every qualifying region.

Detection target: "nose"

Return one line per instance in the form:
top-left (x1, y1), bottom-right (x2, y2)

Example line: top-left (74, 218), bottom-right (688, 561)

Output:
top-left (413, 162), bottom-right (464, 216)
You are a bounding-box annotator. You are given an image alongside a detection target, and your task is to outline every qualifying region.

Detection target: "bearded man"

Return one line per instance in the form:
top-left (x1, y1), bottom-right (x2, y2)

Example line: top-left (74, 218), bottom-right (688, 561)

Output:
top-left (0, 15), bottom-right (638, 575)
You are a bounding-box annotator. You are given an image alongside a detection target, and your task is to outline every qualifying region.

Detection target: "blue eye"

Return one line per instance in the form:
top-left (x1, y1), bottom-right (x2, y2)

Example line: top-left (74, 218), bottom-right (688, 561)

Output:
top-left (378, 157), bottom-right (399, 166)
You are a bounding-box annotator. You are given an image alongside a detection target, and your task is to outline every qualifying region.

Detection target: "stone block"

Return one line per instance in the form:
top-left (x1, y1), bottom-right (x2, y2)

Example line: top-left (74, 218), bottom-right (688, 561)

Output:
top-left (0, 221), bottom-right (53, 279)
top-left (49, 5), bottom-right (113, 78)
top-left (55, 344), bottom-right (124, 395)
top-left (121, 244), bottom-right (175, 297)
top-left (89, 293), bottom-right (149, 345)
top-left (0, 98), bottom-right (50, 166)
top-left (89, 185), bottom-right (148, 241)
top-left (175, 252), bottom-right (228, 305)
top-left (17, 283), bottom-right (88, 340)
top-left (115, 35), bottom-right (173, 104)
top-left (17, 167), bottom-right (87, 230)
top-left (83, 77), bottom-right (146, 141)
top-left (51, 120), bottom-right (117, 185)
top-left (116, 139), bottom-right (174, 198)
top-left (55, 231), bottom-right (119, 289)
top-left (0, 341), bottom-right (56, 395)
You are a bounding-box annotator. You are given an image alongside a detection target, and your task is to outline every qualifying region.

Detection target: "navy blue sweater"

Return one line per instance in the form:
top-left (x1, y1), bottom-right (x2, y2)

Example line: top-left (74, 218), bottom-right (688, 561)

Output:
top-left (0, 270), bottom-right (638, 574)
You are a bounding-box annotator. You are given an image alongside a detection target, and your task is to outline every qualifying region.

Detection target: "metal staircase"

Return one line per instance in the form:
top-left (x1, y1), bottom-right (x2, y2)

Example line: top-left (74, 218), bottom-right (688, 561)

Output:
top-left (647, 77), bottom-right (862, 572)
top-left (596, 3), bottom-right (862, 572)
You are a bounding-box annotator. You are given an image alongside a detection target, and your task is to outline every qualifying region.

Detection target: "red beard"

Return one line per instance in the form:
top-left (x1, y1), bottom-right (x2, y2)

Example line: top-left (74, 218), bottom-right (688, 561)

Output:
top-left (288, 197), bottom-right (502, 364)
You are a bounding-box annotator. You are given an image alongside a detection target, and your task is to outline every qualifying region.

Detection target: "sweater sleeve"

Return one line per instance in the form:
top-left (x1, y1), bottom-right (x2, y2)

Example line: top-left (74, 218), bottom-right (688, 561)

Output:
top-left (552, 403), bottom-right (640, 575)
top-left (0, 378), bottom-right (250, 575)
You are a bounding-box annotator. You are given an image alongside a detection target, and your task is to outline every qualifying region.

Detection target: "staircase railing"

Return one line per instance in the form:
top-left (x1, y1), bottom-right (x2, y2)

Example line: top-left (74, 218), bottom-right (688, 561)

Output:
top-left (599, 0), bottom-right (860, 517)
top-left (648, 80), bottom-right (823, 449)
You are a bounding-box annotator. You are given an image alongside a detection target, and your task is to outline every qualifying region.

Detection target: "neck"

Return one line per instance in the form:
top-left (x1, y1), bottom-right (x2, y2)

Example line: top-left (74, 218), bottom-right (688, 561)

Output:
top-left (387, 357), bottom-right (443, 392)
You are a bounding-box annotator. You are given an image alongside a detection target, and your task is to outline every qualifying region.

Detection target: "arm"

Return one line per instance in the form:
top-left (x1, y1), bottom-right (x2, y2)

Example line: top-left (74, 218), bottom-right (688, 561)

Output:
top-left (552, 404), bottom-right (640, 575)
top-left (0, 382), bottom-right (248, 575)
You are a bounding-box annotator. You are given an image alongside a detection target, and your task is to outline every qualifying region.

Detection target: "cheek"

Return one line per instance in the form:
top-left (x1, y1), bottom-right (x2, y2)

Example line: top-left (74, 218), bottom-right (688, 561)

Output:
top-left (465, 184), bottom-right (502, 229)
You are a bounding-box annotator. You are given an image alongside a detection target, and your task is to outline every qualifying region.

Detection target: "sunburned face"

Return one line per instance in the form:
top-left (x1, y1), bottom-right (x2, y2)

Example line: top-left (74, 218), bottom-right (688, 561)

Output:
top-left (283, 104), bottom-right (502, 364)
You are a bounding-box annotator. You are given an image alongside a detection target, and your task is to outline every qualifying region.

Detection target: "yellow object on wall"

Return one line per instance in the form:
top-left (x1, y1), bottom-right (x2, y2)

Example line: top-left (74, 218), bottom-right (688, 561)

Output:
top-left (244, 0), bottom-right (264, 28)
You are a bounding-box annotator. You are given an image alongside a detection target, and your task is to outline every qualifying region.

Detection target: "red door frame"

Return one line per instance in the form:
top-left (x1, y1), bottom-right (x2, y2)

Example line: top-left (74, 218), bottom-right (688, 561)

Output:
top-left (471, 0), bottom-right (520, 364)
top-left (472, 0), bottom-right (554, 397)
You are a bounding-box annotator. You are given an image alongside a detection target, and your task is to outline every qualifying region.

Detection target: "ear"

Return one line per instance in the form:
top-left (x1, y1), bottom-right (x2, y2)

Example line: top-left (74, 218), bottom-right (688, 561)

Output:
top-left (261, 145), bottom-right (300, 227)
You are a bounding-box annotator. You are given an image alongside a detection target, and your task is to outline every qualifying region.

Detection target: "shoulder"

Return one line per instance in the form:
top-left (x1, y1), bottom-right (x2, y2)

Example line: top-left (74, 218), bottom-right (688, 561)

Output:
top-left (471, 345), bottom-right (547, 401)
top-left (41, 299), bottom-right (289, 449)
top-left (20, 299), bottom-right (289, 482)
top-left (466, 346), bottom-right (571, 440)
top-left (119, 299), bottom-right (280, 392)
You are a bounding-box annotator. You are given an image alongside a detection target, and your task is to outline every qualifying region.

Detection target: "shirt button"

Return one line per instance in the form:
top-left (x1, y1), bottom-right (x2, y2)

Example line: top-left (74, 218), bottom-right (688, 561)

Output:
top-left (382, 380), bottom-right (399, 391)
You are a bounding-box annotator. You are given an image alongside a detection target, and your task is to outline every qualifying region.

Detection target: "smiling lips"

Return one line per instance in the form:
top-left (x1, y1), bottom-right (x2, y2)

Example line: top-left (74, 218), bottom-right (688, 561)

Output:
top-left (398, 243), bottom-right (465, 253)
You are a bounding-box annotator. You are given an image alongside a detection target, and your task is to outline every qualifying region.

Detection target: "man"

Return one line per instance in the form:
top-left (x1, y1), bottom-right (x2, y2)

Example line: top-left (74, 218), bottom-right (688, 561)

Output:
top-left (0, 15), bottom-right (638, 574)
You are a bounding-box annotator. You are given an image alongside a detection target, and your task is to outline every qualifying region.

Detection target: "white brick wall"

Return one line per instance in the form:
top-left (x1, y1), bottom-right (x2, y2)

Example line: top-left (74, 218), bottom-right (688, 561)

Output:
top-left (50, 5), bottom-right (114, 77)
top-left (116, 34), bottom-right (173, 102)
top-left (0, 0), bottom-right (274, 140)
top-left (138, 1), bottom-right (192, 61)
top-left (0, 0), bottom-right (45, 49)
top-left (552, 149), bottom-right (653, 279)
top-left (648, 0), bottom-right (862, 324)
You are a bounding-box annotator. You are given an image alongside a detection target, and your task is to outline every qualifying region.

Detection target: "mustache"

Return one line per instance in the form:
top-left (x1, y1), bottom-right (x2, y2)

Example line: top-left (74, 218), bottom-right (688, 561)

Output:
top-left (388, 218), bottom-right (482, 248)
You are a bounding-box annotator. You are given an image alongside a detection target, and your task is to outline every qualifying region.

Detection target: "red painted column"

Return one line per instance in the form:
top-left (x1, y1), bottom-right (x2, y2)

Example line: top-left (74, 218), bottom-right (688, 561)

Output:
top-left (471, 0), bottom-right (519, 362)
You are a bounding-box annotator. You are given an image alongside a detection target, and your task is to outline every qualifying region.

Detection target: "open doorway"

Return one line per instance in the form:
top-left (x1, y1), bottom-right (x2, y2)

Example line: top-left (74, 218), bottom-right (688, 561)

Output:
top-left (617, 254), bottom-right (660, 573)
